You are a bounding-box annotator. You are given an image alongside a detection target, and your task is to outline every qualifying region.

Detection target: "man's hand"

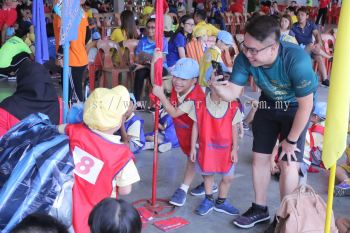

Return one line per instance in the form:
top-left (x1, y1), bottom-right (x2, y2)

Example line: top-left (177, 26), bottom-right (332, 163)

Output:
top-left (279, 139), bottom-right (300, 165)
top-left (336, 217), bottom-right (350, 233)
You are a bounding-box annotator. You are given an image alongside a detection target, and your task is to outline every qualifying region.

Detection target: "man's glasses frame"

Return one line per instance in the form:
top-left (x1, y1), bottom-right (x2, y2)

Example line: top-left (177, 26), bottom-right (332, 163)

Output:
top-left (240, 41), bottom-right (276, 55)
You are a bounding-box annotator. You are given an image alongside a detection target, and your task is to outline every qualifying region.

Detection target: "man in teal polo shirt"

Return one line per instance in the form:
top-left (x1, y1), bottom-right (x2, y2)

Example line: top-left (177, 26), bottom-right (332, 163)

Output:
top-left (209, 15), bottom-right (318, 231)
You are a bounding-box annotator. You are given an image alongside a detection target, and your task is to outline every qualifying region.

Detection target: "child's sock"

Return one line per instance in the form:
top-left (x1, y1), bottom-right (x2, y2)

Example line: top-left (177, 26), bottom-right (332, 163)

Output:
top-left (216, 197), bottom-right (226, 205)
top-left (205, 194), bottom-right (214, 201)
top-left (180, 184), bottom-right (189, 193)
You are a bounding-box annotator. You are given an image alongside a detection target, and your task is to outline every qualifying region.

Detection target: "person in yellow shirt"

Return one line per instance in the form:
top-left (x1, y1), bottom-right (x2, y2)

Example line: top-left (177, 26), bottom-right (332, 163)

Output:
top-left (110, 10), bottom-right (139, 65)
top-left (110, 10), bottom-right (139, 46)
top-left (143, 0), bottom-right (154, 15)
top-left (199, 30), bottom-right (233, 87)
top-left (193, 9), bottom-right (219, 37)
top-left (140, 0), bottom-right (154, 26)
top-left (286, 6), bottom-right (298, 24)
top-left (186, 27), bottom-right (208, 64)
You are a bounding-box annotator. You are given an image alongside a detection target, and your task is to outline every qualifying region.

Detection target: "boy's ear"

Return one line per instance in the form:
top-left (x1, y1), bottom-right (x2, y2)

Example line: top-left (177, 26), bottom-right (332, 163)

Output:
top-left (192, 78), bottom-right (198, 85)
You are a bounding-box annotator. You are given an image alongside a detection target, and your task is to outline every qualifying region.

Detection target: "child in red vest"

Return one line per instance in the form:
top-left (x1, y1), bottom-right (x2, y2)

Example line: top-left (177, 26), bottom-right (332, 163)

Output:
top-left (271, 102), bottom-right (327, 182)
top-left (189, 80), bottom-right (242, 216)
top-left (152, 56), bottom-right (207, 207)
top-left (58, 86), bottom-right (140, 233)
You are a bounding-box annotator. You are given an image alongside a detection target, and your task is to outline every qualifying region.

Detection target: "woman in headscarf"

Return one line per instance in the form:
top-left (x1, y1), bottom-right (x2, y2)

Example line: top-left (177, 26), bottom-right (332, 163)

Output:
top-left (0, 56), bottom-right (60, 136)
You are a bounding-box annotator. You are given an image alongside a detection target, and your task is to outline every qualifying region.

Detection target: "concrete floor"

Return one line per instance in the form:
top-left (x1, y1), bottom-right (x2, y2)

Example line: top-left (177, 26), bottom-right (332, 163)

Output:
top-left (0, 77), bottom-right (349, 233)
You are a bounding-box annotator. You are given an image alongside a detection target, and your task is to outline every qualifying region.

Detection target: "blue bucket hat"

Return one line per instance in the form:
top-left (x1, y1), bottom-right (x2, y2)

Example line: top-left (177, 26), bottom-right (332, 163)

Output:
top-left (171, 58), bottom-right (199, 80)
top-left (313, 102), bottom-right (327, 119)
top-left (217, 30), bottom-right (234, 46)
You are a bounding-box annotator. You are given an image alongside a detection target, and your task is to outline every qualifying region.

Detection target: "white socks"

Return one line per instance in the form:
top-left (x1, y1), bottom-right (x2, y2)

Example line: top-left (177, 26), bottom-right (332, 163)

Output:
top-left (180, 184), bottom-right (189, 193)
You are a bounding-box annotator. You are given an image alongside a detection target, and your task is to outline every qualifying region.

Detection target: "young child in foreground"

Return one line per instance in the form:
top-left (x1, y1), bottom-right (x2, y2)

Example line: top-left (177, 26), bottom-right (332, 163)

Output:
top-left (189, 78), bottom-right (242, 216)
top-left (59, 86), bottom-right (140, 233)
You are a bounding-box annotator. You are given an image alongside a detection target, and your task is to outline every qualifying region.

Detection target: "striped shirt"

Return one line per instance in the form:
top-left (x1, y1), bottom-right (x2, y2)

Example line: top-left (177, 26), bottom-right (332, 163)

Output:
top-left (186, 39), bottom-right (205, 64)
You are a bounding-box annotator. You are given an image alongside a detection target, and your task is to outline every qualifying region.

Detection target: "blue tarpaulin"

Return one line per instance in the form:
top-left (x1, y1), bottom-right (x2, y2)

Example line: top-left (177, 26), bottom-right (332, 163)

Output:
top-left (32, 0), bottom-right (49, 64)
top-left (0, 113), bottom-right (74, 233)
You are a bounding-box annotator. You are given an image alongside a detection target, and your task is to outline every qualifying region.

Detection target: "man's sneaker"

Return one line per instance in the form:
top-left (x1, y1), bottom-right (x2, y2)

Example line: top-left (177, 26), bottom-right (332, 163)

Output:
top-left (195, 197), bottom-right (214, 216)
top-left (158, 142), bottom-right (172, 153)
top-left (169, 188), bottom-right (187, 206)
top-left (214, 200), bottom-right (239, 215)
top-left (233, 203), bottom-right (270, 229)
top-left (334, 182), bottom-right (350, 197)
top-left (321, 79), bottom-right (330, 87)
top-left (190, 182), bottom-right (218, 196)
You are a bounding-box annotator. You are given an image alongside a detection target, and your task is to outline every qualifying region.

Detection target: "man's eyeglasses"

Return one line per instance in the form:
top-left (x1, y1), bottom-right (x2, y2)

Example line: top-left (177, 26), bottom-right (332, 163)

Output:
top-left (240, 42), bottom-right (275, 55)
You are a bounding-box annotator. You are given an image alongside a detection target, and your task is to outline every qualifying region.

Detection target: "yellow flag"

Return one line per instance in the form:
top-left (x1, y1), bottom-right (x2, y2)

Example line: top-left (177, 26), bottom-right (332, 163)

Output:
top-left (322, 1), bottom-right (350, 169)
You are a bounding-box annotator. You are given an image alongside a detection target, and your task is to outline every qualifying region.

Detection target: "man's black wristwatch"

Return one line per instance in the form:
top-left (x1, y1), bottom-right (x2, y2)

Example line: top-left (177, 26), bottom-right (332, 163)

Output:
top-left (286, 138), bottom-right (297, 145)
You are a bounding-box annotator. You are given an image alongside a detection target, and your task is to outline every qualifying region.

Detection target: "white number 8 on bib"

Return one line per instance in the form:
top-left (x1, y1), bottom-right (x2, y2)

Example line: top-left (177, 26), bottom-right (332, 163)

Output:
top-left (72, 146), bottom-right (104, 184)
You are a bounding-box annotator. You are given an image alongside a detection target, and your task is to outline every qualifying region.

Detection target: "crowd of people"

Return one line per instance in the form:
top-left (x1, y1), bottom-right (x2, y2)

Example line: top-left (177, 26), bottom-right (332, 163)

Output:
top-left (0, 0), bottom-right (348, 232)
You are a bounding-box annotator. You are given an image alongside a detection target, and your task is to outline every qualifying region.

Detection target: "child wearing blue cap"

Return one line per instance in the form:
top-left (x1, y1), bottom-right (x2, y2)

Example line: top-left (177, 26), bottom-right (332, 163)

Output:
top-left (271, 102), bottom-right (328, 182)
top-left (189, 74), bottom-right (242, 216)
top-left (152, 54), bottom-right (207, 207)
top-left (199, 30), bottom-right (234, 87)
top-left (303, 102), bottom-right (327, 172)
top-left (119, 93), bottom-right (146, 154)
top-left (144, 106), bottom-right (179, 153)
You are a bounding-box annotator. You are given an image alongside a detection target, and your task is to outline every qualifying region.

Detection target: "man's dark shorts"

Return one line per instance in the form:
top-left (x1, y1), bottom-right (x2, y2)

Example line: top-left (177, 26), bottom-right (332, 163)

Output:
top-left (252, 95), bottom-right (309, 162)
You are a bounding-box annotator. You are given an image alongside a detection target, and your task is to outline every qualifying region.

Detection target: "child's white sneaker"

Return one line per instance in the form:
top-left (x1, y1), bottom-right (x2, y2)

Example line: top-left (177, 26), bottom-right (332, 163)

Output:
top-left (158, 142), bottom-right (172, 153)
top-left (144, 141), bottom-right (155, 150)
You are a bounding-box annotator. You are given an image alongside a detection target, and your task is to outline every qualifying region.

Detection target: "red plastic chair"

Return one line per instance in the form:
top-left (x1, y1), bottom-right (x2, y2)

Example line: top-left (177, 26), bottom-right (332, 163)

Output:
top-left (97, 39), bottom-right (128, 88)
top-left (234, 13), bottom-right (245, 34)
top-left (123, 39), bottom-right (139, 90)
top-left (224, 12), bottom-right (235, 33)
top-left (308, 7), bottom-right (319, 22)
top-left (313, 33), bottom-right (335, 78)
top-left (278, 4), bottom-right (287, 12)
top-left (88, 49), bottom-right (103, 91)
top-left (321, 33), bottom-right (335, 75)
top-left (328, 6), bottom-right (341, 25)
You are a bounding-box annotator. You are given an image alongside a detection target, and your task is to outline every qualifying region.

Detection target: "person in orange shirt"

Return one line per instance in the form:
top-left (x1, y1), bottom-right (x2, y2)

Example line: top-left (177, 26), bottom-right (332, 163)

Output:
top-left (53, 0), bottom-right (89, 102)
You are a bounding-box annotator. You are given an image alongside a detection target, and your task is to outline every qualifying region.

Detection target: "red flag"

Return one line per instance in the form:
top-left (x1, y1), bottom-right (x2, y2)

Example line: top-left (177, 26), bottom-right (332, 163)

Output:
top-left (154, 0), bottom-right (164, 86)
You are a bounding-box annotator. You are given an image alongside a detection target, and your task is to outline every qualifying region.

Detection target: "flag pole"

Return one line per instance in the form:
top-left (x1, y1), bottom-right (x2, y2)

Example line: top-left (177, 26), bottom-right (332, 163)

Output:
top-left (322, 0), bottom-right (350, 232)
top-left (325, 165), bottom-right (336, 233)
top-left (62, 42), bottom-right (70, 123)
top-left (133, 1), bottom-right (175, 218)
top-left (151, 0), bottom-right (164, 207)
